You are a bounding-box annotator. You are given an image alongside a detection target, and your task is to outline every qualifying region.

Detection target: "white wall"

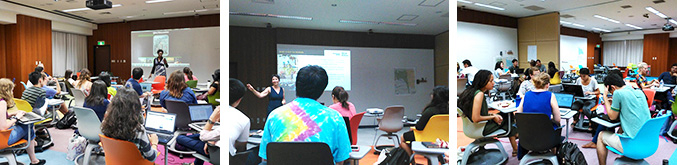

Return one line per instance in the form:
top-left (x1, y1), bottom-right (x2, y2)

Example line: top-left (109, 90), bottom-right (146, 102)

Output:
top-left (131, 27), bottom-right (220, 82)
top-left (0, 1), bottom-right (96, 36)
top-left (560, 35), bottom-right (587, 70)
top-left (457, 22), bottom-right (518, 71)
top-left (279, 45), bottom-right (435, 126)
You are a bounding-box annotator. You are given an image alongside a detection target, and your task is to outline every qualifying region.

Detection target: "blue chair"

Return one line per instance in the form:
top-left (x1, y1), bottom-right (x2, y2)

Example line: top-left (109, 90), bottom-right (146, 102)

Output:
top-left (670, 148), bottom-right (677, 165)
top-left (607, 113), bottom-right (671, 164)
top-left (19, 81), bottom-right (27, 90)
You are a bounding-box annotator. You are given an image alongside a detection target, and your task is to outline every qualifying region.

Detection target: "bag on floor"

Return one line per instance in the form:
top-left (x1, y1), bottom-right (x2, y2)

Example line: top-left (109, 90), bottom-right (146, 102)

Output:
top-left (557, 141), bottom-right (587, 165)
top-left (34, 126), bottom-right (53, 152)
top-left (66, 134), bottom-right (87, 161)
top-left (378, 147), bottom-right (410, 165)
top-left (56, 110), bottom-right (77, 129)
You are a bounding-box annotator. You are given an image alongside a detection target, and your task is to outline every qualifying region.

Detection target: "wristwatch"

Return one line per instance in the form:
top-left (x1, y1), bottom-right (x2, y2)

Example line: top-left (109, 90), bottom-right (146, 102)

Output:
top-left (208, 119), bottom-right (216, 124)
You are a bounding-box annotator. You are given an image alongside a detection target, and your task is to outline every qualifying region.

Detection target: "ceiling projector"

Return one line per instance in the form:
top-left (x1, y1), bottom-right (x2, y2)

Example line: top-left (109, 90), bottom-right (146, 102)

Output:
top-left (86, 0), bottom-right (112, 10)
top-left (664, 23), bottom-right (675, 31)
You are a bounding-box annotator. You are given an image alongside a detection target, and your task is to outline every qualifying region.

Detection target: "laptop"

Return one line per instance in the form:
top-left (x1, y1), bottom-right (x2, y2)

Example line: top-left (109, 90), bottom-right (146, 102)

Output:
top-left (145, 111), bottom-right (177, 144)
top-left (554, 93), bottom-right (574, 115)
top-left (515, 68), bottom-right (525, 74)
top-left (19, 112), bottom-right (45, 124)
top-left (562, 84), bottom-right (594, 99)
top-left (188, 104), bottom-right (214, 121)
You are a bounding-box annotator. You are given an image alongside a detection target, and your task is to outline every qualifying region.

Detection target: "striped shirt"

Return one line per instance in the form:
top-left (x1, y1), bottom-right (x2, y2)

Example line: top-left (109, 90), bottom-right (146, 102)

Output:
top-left (130, 127), bottom-right (158, 162)
top-left (21, 86), bottom-right (46, 108)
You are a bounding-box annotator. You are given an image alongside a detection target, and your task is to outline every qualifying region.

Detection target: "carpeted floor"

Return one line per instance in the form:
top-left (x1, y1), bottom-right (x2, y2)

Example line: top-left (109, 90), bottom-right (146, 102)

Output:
top-left (458, 115), bottom-right (677, 164)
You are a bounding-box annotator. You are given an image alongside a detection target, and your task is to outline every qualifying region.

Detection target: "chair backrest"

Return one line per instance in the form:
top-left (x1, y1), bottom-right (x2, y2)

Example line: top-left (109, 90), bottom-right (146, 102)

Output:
top-left (64, 81), bottom-right (75, 96)
top-left (457, 108), bottom-right (488, 139)
top-left (618, 113), bottom-right (670, 160)
top-left (413, 114), bottom-right (449, 142)
top-left (343, 117), bottom-right (352, 145)
top-left (458, 78), bottom-right (468, 96)
top-left (152, 76), bottom-right (166, 90)
top-left (73, 106), bottom-right (102, 141)
top-left (165, 99), bottom-right (192, 130)
top-left (32, 96), bottom-right (45, 112)
top-left (71, 88), bottom-right (86, 107)
top-left (13, 99), bottom-right (32, 113)
top-left (0, 129), bottom-right (15, 149)
top-left (99, 134), bottom-right (154, 165)
top-left (378, 105), bottom-right (404, 132)
top-left (185, 80), bottom-right (198, 88)
top-left (349, 112), bottom-right (365, 145)
top-left (642, 89), bottom-right (656, 107)
top-left (19, 81), bottom-right (27, 91)
top-left (208, 145), bottom-right (220, 165)
top-left (207, 90), bottom-right (220, 106)
top-left (515, 113), bottom-right (562, 152)
top-left (266, 142), bottom-right (334, 165)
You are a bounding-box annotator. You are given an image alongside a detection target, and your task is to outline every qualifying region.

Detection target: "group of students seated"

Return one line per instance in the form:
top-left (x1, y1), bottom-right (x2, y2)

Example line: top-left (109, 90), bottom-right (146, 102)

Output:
top-left (228, 65), bottom-right (450, 164)
top-left (5, 64), bottom-right (221, 165)
top-left (458, 58), bottom-right (659, 164)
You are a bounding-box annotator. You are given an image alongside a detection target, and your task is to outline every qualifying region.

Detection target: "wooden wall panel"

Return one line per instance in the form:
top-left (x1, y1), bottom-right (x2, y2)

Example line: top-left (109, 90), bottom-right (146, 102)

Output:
top-left (434, 32), bottom-right (449, 86)
top-left (3, 15), bottom-right (52, 97)
top-left (458, 8), bottom-right (518, 28)
top-left (586, 31), bottom-right (602, 69)
top-left (643, 33), bottom-right (669, 76)
top-left (88, 14), bottom-right (219, 81)
top-left (5, 24), bottom-right (18, 94)
top-left (669, 38), bottom-right (677, 68)
top-left (518, 13), bottom-right (560, 68)
top-left (0, 25), bottom-right (5, 78)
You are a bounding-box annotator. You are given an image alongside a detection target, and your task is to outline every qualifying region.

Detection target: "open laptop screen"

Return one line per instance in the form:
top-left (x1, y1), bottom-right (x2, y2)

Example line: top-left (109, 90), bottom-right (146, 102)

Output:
top-left (188, 104), bottom-right (214, 121)
top-left (553, 93), bottom-right (574, 108)
top-left (145, 111), bottom-right (176, 133)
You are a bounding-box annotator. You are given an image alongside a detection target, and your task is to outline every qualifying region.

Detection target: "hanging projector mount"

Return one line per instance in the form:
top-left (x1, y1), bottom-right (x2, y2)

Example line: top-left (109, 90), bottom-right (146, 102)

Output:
top-left (663, 18), bottom-right (674, 31)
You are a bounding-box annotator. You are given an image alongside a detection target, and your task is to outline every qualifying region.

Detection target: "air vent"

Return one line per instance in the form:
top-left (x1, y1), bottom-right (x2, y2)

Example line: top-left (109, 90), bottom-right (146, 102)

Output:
top-left (66, 0), bottom-right (77, 3)
top-left (653, 0), bottom-right (665, 4)
top-left (560, 14), bottom-right (574, 18)
top-left (419, 0), bottom-right (444, 7)
top-left (252, 0), bottom-right (273, 4)
top-left (524, 5), bottom-right (545, 11)
top-left (620, 5), bottom-right (631, 9)
top-left (100, 12), bottom-right (111, 15)
top-left (397, 14), bottom-right (419, 21)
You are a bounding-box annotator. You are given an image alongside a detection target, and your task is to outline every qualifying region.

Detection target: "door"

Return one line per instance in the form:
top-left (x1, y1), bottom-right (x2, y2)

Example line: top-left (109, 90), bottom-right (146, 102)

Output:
top-left (94, 45), bottom-right (111, 75)
top-left (594, 47), bottom-right (601, 65)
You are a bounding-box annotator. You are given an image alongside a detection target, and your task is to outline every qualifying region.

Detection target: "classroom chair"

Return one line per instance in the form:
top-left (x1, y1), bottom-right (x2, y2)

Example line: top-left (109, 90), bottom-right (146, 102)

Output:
top-left (0, 128), bottom-right (31, 165)
top-left (372, 105), bottom-right (404, 153)
top-left (349, 112), bottom-right (365, 145)
top-left (515, 113), bottom-right (563, 165)
top-left (670, 148), bottom-right (677, 165)
top-left (19, 82), bottom-right (27, 91)
top-left (607, 113), bottom-right (670, 164)
top-left (99, 134), bottom-right (154, 165)
top-left (164, 100), bottom-right (197, 157)
top-left (668, 100), bottom-right (677, 141)
top-left (412, 114), bottom-right (449, 142)
top-left (229, 149), bottom-right (250, 165)
top-left (193, 144), bottom-right (220, 165)
top-left (13, 99), bottom-right (32, 113)
top-left (185, 80), bottom-right (198, 88)
top-left (643, 89), bottom-right (656, 108)
top-left (73, 107), bottom-right (103, 165)
top-left (71, 89), bottom-right (86, 108)
top-left (458, 108), bottom-right (509, 165)
top-left (457, 78), bottom-right (468, 96)
top-left (207, 90), bottom-right (220, 106)
top-left (266, 142), bottom-right (334, 165)
top-left (151, 76), bottom-right (166, 95)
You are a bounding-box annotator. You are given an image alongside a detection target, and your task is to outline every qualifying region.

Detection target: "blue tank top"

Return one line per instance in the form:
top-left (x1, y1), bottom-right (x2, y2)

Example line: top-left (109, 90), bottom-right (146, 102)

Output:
top-left (523, 91), bottom-right (553, 119)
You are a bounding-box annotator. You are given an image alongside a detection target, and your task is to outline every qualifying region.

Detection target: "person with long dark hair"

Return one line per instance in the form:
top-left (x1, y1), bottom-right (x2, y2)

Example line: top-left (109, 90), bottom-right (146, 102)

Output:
top-left (246, 74), bottom-right (286, 116)
top-left (183, 67), bottom-right (198, 82)
top-left (101, 88), bottom-right (158, 162)
top-left (495, 61), bottom-right (510, 76)
top-left (159, 70), bottom-right (198, 108)
top-left (400, 86), bottom-right (449, 155)
top-left (98, 72), bottom-right (116, 99)
top-left (83, 80), bottom-right (110, 121)
top-left (65, 70), bottom-right (75, 85)
top-left (547, 61), bottom-right (558, 78)
top-left (328, 86), bottom-right (356, 118)
top-left (458, 70), bottom-right (518, 157)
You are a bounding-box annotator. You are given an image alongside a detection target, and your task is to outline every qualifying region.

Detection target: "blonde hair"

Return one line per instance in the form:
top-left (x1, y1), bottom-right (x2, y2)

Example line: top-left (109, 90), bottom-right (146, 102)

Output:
top-left (638, 62), bottom-right (648, 69)
top-left (532, 73), bottom-right (551, 89)
top-left (0, 79), bottom-right (15, 108)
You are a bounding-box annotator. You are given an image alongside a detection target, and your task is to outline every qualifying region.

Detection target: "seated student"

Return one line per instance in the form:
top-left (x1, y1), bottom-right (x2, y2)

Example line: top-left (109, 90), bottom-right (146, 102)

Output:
top-left (74, 69), bottom-right (93, 96)
top-left (495, 61), bottom-right (510, 77)
top-left (65, 70), bottom-right (75, 85)
top-left (98, 72), bottom-right (117, 99)
top-left (22, 72), bottom-right (46, 108)
top-left (40, 73), bottom-right (61, 99)
top-left (259, 65), bottom-right (351, 164)
top-left (83, 80), bottom-right (110, 121)
top-left (222, 79), bottom-right (248, 158)
top-left (516, 73), bottom-right (561, 159)
top-left (126, 67), bottom-right (151, 98)
top-left (0, 78), bottom-right (46, 165)
top-left (517, 67), bottom-right (541, 97)
top-left (400, 86), bottom-right (449, 155)
top-left (159, 70), bottom-right (198, 108)
top-left (176, 105), bottom-right (222, 165)
top-left (328, 86), bottom-right (356, 118)
top-left (101, 88), bottom-right (159, 162)
top-left (183, 67), bottom-right (198, 82)
top-left (547, 62), bottom-right (558, 78)
top-left (635, 62), bottom-right (659, 89)
top-left (29, 73), bottom-right (69, 114)
top-left (207, 69), bottom-right (220, 102)
top-left (458, 70), bottom-right (518, 157)
top-left (596, 74), bottom-right (651, 165)
top-left (508, 59), bottom-right (520, 74)
top-left (658, 63), bottom-right (677, 84)
top-left (70, 74), bottom-right (78, 86)
top-left (571, 68), bottom-right (600, 130)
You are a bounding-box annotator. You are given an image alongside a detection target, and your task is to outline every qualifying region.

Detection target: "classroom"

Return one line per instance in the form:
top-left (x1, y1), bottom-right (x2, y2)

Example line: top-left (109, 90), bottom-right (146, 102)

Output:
top-left (229, 0), bottom-right (450, 164)
top-left (457, 0), bottom-right (677, 164)
top-left (0, 0), bottom-right (221, 165)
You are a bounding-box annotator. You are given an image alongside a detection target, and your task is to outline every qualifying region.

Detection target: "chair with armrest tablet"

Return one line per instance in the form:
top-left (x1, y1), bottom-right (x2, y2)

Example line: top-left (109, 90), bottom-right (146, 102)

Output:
top-left (99, 134), bottom-right (154, 165)
top-left (458, 108), bottom-right (509, 165)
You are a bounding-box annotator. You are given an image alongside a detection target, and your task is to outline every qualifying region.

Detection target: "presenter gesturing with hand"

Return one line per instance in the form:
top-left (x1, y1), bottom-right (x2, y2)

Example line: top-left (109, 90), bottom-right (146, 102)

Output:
top-left (247, 74), bottom-right (286, 116)
top-left (149, 49), bottom-right (169, 79)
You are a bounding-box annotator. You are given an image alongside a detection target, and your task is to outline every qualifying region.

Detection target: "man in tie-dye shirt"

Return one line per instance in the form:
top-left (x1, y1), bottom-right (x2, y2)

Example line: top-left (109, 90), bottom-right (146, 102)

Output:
top-left (259, 65), bottom-right (351, 164)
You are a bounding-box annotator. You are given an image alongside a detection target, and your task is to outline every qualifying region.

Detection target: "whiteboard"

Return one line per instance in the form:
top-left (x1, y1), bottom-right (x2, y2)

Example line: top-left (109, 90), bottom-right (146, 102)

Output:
top-left (560, 35), bottom-right (587, 70)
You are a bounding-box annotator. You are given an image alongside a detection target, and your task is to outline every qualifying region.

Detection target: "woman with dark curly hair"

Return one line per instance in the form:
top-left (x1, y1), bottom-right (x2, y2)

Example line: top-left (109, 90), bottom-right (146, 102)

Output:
top-left (159, 70), bottom-right (198, 108)
top-left (101, 88), bottom-right (158, 162)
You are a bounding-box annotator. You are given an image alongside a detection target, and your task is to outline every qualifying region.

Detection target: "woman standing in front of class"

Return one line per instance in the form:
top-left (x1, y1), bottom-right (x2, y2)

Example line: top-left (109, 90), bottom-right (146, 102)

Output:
top-left (247, 74), bottom-right (286, 116)
top-left (148, 49), bottom-right (169, 80)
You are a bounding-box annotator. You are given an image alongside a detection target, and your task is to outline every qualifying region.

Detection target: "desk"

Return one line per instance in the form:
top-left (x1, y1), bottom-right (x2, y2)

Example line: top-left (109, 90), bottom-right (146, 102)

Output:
top-left (591, 117), bottom-right (620, 128)
top-left (47, 99), bottom-right (64, 124)
top-left (188, 122), bottom-right (220, 132)
top-left (57, 92), bottom-right (69, 96)
top-left (348, 145), bottom-right (370, 165)
top-left (653, 86), bottom-right (671, 93)
top-left (559, 109), bottom-right (578, 141)
top-left (489, 101), bottom-right (517, 135)
top-left (141, 81), bottom-right (161, 85)
top-left (197, 100), bottom-right (208, 104)
top-left (365, 108), bottom-right (384, 141)
top-left (411, 142), bottom-right (448, 165)
top-left (215, 99), bottom-right (220, 103)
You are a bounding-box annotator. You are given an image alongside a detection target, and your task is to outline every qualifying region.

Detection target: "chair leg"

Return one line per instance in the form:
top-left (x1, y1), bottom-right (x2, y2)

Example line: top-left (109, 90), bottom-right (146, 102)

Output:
top-left (1, 152), bottom-right (17, 165)
top-left (83, 143), bottom-right (99, 165)
top-left (668, 120), bottom-right (677, 140)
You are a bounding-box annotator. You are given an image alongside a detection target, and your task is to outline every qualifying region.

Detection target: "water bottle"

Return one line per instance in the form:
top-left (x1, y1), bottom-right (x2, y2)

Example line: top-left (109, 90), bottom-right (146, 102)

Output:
top-left (663, 159), bottom-right (668, 165)
top-left (660, 79), bottom-right (664, 88)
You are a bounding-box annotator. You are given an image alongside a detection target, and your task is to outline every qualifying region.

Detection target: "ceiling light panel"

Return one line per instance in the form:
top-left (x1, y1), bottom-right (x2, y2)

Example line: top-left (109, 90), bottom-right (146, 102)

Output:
top-left (594, 15), bottom-right (620, 23)
top-left (457, 0), bottom-right (472, 4)
top-left (592, 27), bottom-right (611, 32)
top-left (146, 0), bottom-right (173, 4)
top-left (61, 4), bottom-right (122, 12)
top-left (474, 3), bottom-right (505, 11)
top-left (645, 7), bottom-right (668, 18)
top-left (339, 19), bottom-right (416, 26)
top-left (670, 19), bottom-right (677, 25)
top-left (230, 12), bottom-right (312, 20)
top-left (419, 0), bottom-right (445, 7)
top-left (397, 15), bottom-right (419, 21)
top-left (624, 24), bottom-right (642, 29)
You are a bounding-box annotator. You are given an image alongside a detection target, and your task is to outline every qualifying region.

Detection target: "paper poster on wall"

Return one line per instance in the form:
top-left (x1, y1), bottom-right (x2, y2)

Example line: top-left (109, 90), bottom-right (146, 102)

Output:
top-left (528, 45), bottom-right (537, 61)
top-left (394, 68), bottom-right (416, 95)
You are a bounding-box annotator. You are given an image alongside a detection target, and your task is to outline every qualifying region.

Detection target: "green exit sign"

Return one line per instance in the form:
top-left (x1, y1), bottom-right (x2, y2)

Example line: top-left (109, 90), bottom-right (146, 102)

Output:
top-left (97, 41), bottom-right (105, 45)
top-left (596, 44), bottom-right (600, 48)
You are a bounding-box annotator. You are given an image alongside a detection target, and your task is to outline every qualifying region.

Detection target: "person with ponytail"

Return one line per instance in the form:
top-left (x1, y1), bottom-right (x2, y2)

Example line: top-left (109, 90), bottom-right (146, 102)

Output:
top-left (328, 86), bottom-right (356, 118)
top-left (400, 86), bottom-right (449, 155)
top-left (458, 70), bottom-right (518, 157)
top-left (183, 67), bottom-right (198, 82)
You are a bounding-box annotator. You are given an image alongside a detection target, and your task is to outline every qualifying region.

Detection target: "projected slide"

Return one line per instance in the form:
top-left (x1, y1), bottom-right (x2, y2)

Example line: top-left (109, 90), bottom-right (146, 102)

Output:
top-left (277, 45), bottom-right (351, 91)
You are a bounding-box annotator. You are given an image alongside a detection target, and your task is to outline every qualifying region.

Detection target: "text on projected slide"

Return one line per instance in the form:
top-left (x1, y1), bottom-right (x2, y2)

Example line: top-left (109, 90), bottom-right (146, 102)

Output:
top-left (277, 49), bottom-right (351, 91)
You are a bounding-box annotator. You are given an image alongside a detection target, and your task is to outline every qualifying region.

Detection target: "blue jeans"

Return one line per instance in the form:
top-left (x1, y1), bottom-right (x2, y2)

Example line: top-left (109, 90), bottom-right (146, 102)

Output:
top-left (176, 134), bottom-right (207, 165)
top-left (592, 125), bottom-right (614, 143)
top-left (8, 123), bottom-right (35, 145)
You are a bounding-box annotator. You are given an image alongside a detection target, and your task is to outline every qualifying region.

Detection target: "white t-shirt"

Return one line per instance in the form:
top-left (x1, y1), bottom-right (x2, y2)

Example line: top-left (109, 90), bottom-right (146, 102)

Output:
top-left (460, 66), bottom-right (480, 83)
top-left (225, 105), bottom-right (251, 156)
top-left (575, 77), bottom-right (598, 96)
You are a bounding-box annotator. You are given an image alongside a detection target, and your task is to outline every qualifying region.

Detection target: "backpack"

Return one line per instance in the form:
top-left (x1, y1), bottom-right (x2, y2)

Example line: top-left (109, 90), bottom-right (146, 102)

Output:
top-left (379, 147), bottom-right (410, 165)
top-left (56, 111), bottom-right (77, 129)
top-left (558, 141), bottom-right (587, 165)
